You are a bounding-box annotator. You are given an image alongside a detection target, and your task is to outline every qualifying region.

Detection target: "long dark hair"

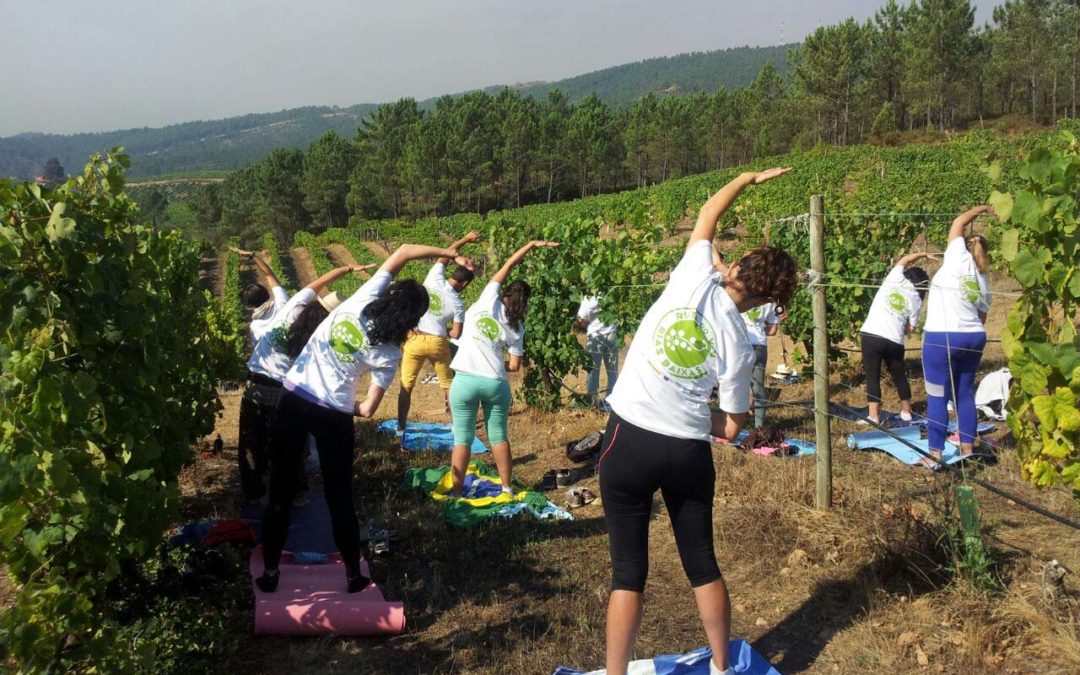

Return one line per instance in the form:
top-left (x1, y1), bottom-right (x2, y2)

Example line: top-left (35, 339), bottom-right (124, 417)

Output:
top-left (903, 266), bottom-right (930, 300)
top-left (242, 283), bottom-right (270, 308)
top-left (362, 279), bottom-right (429, 347)
top-left (285, 303), bottom-right (329, 359)
top-left (502, 280), bottom-right (531, 329)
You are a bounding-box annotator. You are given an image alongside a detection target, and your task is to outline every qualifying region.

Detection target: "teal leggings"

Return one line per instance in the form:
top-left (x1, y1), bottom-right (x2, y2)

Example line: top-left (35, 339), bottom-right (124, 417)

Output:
top-left (450, 372), bottom-right (511, 447)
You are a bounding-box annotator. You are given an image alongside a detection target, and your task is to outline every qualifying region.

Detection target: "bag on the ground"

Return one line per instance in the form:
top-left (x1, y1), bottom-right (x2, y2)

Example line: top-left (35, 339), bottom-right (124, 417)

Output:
top-left (740, 426), bottom-right (787, 452)
top-left (565, 431), bottom-right (603, 463)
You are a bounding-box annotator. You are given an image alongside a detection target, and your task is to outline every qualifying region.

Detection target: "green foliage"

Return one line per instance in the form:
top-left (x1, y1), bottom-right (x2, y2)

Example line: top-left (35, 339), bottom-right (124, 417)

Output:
top-left (995, 136), bottom-right (1080, 501)
top-left (217, 239), bottom-right (247, 380)
top-left (259, 232), bottom-right (293, 294)
top-left (0, 151), bottom-right (230, 670)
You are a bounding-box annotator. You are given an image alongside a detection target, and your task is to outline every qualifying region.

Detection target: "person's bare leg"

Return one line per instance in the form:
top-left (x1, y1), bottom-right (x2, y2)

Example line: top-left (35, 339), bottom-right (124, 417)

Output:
top-left (605, 590), bottom-right (643, 674)
top-left (693, 578), bottom-right (732, 671)
top-left (397, 387), bottom-right (413, 432)
top-left (490, 441), bottom-right (513, 490)
top-left (450, 443), bottom-right (470, 496)
top-left (960, 441), bottom-right (976, 457)
top-left (867, 401), bottom-right (881, 422)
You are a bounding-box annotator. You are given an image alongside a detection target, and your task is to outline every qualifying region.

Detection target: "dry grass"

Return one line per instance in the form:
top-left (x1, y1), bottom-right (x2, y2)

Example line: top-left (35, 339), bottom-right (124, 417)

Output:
top-left (168, 271), bottom-right (1080, 674)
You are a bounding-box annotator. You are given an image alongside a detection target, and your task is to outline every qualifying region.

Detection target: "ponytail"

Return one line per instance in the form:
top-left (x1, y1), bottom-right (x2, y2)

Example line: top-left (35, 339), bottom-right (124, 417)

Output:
top-left (966, 235), bottom-right (990, 273)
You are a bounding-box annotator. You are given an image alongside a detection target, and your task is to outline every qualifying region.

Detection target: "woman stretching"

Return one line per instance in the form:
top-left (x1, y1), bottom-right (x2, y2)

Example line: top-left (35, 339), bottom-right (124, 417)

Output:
top-left (921, 205), bottom-right (994, 465)
top-left (255, 243), bottom-right (470, 593)
top-left (859, 252), bottom-right (931, 425)
top-left (236, 252), bottom-right (374, 504)
top-left (448, 240), bottom-right (559, 496)
top-left (601, 169), bottom-right (797, 675)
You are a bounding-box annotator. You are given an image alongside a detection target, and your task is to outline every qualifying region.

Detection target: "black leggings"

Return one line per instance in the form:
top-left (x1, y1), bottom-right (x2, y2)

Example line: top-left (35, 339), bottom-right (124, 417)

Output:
top-left (598, 412), bottom-right (720, 592)
top-left (238, 374), bottom-right (308, 501)
top-left (261, 391), bottom-right (361, 574)
top-left (861, 332), bottom-right (911, 404)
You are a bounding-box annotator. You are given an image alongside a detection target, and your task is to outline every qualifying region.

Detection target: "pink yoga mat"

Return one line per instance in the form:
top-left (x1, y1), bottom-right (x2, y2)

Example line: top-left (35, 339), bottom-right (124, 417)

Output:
top-left (249, 546), bottom-right (406, 636)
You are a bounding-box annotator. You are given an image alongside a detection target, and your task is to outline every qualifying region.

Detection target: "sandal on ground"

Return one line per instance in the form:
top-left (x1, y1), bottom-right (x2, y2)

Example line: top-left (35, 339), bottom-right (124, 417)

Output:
top-left (566, 487), bottom-right (596, 509)
top-left (916, 454), bottom-right (943, 470)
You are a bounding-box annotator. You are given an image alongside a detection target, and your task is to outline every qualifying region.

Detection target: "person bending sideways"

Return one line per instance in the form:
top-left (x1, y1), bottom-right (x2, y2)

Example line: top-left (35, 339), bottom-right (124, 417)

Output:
top-left (600, 169), bottom-right (798, 675)
top-left (859, 252), bottom-right (932, 425)
top-left (576, 294), bottom-right (619, 408)
top-left (232, 247), bottom-right (374, 505)
top-left (255, 243), bottom-right (472, 594)
top-left (397, 231), bottom-right (480, 431)
top-left (920, 205), bottom-right (994, 466)
top-left (231, 246), bottom-right (289, 326)
top-left (448, 240), bottom-right (560, 497)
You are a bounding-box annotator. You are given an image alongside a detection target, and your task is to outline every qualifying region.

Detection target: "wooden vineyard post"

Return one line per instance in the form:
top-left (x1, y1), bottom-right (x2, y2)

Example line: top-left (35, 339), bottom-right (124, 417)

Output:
top-left (810, 195), bottom-right (832, 509)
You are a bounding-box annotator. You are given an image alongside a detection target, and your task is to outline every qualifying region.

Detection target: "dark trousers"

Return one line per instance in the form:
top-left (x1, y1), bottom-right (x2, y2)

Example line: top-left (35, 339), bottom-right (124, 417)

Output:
top-left (598, 413), bottom-right (720, 593)
top-left (860, 332), bottom-right (911, 404)
top-left (260, 391), bottom-right (361, 574)
top-left (238, 374), bottom-right (307, 502)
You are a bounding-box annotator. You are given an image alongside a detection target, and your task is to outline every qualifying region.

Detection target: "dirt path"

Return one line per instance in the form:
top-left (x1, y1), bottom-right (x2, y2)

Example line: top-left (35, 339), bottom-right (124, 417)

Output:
top-left (363, 240), bottom-right (391, 259)
top-left (324, 244), bottom-right (372, 279)
top-left (289, 247), bottom-right (317, 287)
top-left (200, 253), bottom-right (221, 297)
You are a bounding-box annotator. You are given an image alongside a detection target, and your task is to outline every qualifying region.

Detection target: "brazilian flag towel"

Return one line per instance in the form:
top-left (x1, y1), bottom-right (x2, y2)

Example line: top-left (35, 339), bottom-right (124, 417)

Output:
top-left (404, 462), bottom-right (573, 528)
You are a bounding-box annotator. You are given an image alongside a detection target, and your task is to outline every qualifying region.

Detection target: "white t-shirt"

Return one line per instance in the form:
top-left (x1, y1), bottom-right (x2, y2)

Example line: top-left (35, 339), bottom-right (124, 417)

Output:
top-left (607, 240), bottom-right (756, 441)
top-left (860, 266), bottom-right (923, 346)
top-left (450, 281), bottom-right (525, 380)
top-left (415, 263), bottom-right (466, 337)
top-left (741, 302), bottom-right (779, 347)
top-left (249, 286), bottom-right (290, 330)
top-left (284, 271), bottom-right (402, 414)
top-left (577, 295), bottom-right (617, 339)
top-left (923, 238), bottom-right (991, 333)
top-left (247, 288), bottom-right (317, 382)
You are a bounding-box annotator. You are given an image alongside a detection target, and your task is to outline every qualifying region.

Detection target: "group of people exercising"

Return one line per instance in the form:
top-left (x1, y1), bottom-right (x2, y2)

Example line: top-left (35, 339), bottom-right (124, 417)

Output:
top-left (231, 167), bottom-right (994, 675)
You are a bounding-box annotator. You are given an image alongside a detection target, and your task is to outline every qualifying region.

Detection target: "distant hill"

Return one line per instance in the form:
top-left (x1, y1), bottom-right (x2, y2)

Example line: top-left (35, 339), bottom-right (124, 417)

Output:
top-left (0, 44), bottom-right (794, 180)
top-left (486, 44), bottom-right (795, 106)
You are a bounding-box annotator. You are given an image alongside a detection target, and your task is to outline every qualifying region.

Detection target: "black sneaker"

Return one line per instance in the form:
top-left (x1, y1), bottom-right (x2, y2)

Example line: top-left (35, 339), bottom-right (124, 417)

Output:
top-left (347, 572), bottom-right (372, 593)
top-left (255, 569), bottom-right (280, 593)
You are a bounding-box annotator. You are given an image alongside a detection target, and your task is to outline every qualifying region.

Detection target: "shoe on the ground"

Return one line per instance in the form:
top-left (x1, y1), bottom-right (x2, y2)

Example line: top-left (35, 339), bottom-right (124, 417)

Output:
top-left (900, 410), bottom-right (913, 422)
top-left (255, 569), bottom-right (279, 593)
top-left (347, 572), bottom-right (373, 593)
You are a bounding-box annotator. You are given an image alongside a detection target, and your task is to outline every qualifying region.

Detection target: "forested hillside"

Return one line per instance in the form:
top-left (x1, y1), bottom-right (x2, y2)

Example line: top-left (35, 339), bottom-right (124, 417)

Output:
top-left (0, 45), bottom-right (791, 180)
top-left (483, 44), bottom-right (795, 106)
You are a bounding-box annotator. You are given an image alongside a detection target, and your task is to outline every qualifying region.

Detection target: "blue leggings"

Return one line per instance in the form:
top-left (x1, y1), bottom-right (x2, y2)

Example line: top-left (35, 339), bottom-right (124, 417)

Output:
top-left (922, 332), bottom-right (985, 451)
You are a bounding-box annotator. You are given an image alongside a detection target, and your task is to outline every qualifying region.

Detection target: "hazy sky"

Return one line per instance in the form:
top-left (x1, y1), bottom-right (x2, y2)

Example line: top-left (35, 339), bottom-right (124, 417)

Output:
top-left (1, 0), bottom-right (998, 136)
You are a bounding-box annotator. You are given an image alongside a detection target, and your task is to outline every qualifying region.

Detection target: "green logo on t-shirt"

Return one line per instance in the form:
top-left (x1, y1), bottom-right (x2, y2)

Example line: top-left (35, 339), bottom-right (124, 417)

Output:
top-left (653, 309), bottom-right (717, 379)
top-left (745, 306), bottom-right (763, 322)
top-left (268, 324), bottom-right (290, 352)
top-left (887, 290), bottom-right (907, 314)
top-left (428, 291), bottom-right (444, 314)
top-left (329, 313), bottom-right (368, 363)
top-left (961, 277), bottom-right (981, 305)
top-left (476, 315), bottom-right (502, 341)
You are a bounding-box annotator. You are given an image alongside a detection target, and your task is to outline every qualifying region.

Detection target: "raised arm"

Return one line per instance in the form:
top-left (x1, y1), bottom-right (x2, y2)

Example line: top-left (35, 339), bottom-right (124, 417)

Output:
top-left (491, 240), bottom-right (560, 286)
top-left (711, 245), bottom-right (729, 275)
top-left (231, 246), bottom-right (281, 289)
top-left (381, 244), bottom-right (470, 277)
top-left (895, 252), bottom-right (932, 270)
top-left (304, 264), bottom-right (376, 294)
top-left (439, 230), bottom-right (481, 266)
top-left (688, 168), bottom-right (791, 252)
top-left (948, 205), bottom-right (994, 243)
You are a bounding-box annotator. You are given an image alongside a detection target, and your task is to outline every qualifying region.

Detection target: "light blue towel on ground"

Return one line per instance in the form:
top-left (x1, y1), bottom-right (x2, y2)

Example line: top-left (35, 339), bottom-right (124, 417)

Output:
top-left (553, 641), bottom-right (781, 675)
top-left (377, 420), bottom-right (489, 454)
top-left (847, 426), bottom-right (988, 467)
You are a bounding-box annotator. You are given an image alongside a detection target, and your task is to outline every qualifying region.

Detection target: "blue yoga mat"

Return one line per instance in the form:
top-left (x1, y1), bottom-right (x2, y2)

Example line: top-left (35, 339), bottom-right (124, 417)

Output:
top-left (376, 420), bottom-right (489, 454)
top-left (241, 490), bottom-right (337, 553)
top-left (828, 403), bottom-right (911, 429)
top-left (916, 419), bottom-right (997, 435)
top-left (553, 641), bottom-right (780, 675)
top-left (847, 427), bottom-right (988, 467)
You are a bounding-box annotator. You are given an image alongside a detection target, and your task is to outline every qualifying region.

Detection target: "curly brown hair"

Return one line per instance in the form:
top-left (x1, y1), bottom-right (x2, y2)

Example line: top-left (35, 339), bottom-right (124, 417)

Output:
top-left (730, 246), bottom-right (799, 308)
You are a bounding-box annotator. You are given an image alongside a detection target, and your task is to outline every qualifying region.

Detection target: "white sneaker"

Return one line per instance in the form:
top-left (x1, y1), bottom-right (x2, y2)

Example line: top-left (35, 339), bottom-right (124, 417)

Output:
top-left (900, 410), bottom-right (913, 422)
top-left (709, 660), bottom-right (735, 675)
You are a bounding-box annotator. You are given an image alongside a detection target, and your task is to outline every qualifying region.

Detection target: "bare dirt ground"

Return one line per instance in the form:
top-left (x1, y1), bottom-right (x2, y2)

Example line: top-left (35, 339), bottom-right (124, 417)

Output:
top-left (200, 253), bottom-right (221, 295)
top-left (290, 247), bottom-right (318, 287)
top-left (324, 244), bottom-right (373, 280)
top-left (363, 240), bottom-right (392, 259)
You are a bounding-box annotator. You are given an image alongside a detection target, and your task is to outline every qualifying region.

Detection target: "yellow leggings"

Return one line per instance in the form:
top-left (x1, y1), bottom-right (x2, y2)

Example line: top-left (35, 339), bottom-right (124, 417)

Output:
top-left (400, 334), bottom-right (453, 390)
